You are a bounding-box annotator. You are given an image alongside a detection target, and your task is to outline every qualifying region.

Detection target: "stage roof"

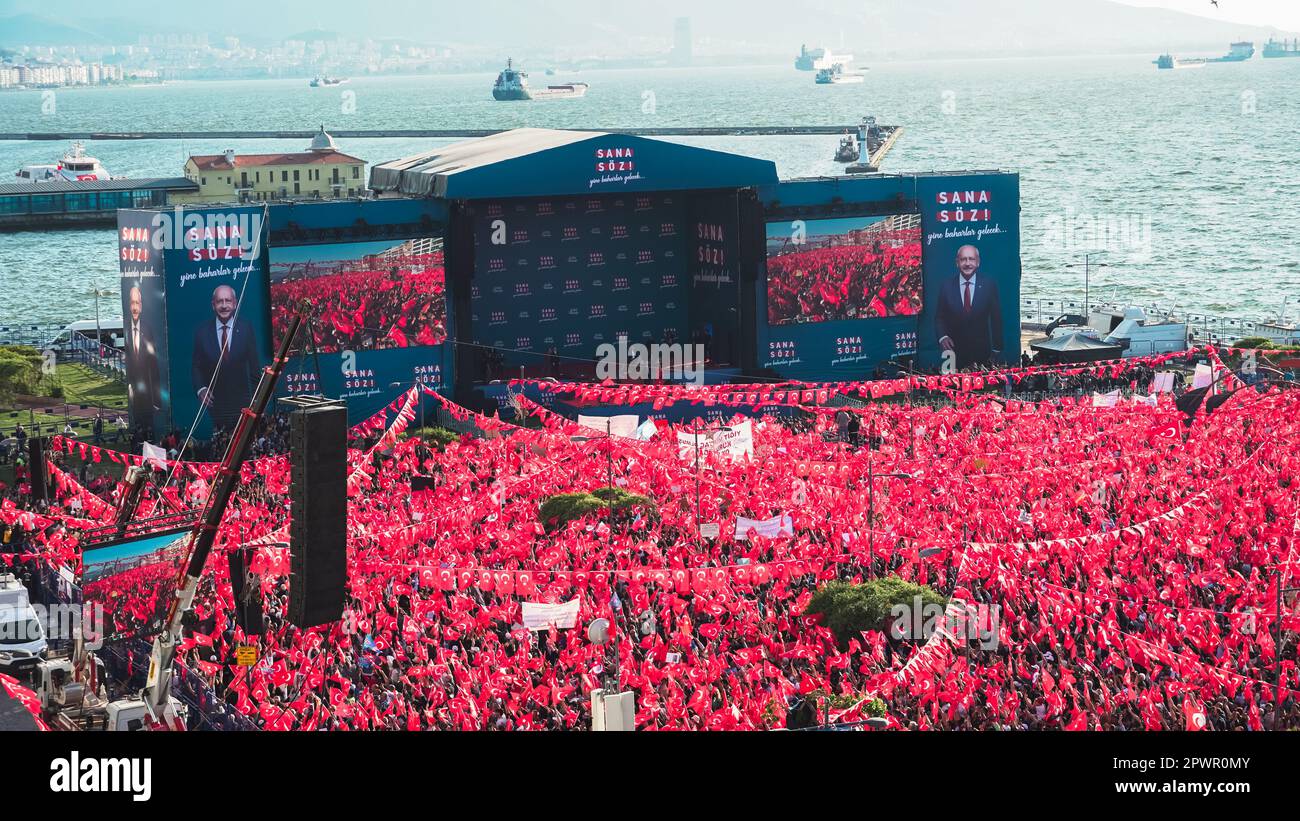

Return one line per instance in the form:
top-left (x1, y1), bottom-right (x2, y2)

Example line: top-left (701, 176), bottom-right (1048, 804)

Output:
top-left (369, 128), bottom-right (779, 200)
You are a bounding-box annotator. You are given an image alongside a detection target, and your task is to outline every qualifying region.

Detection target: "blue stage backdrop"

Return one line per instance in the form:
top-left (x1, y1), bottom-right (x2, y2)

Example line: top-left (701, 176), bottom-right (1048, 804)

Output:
top-left (470, 192), bottom-right (689, 374)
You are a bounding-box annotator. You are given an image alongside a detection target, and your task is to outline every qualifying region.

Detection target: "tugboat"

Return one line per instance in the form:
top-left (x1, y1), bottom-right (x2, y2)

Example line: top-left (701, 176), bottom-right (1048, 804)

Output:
top-left (14, 142), bottom-right (113, 183)
top-left (834, 133), bottom-right (859, 163)
top-left (492, 58), bottom-right (589, 101)
top-left (815, 63), bottom-right (865, 84)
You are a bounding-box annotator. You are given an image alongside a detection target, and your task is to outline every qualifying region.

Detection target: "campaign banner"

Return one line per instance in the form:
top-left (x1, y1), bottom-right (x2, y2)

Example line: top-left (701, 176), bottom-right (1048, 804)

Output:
top-left (734, 514), bottom-right (794, 541)
top-left (577, 414), bottom-right (639, 438)
top-left (521, 598), bottom-right (581, 631)
top-left (81, 528), bottom-right (189, 644)
top-left (688, 191), bottom-right (742, 365)
top-left (471, 193), bottom-right (689, 373)
top-left (676, 419), bottom-right (754, 460)
top-left (914, 174), bottom-right (1022, 370)
top-left (118, 210), bottom-right (172, 438)
top-left (159, 206), bottom-right (270, 440)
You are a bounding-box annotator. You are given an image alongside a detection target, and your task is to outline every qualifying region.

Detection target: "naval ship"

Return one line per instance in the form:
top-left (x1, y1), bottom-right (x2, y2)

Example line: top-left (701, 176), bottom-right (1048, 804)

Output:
top-left (493, 59), bottom-right (589, 101)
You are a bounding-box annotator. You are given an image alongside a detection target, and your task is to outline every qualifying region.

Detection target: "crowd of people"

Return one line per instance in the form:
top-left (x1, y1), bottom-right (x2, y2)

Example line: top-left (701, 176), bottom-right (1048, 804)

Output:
top-left (6, 353), bottom-right (1300, 732)
top-left (270, 253), bottom-right (447, 354)
top-left (767, 237), bottom-right (923, 325)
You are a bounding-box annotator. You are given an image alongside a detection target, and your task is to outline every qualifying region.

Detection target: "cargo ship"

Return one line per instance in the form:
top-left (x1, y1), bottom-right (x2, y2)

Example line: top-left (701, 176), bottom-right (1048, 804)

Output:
top-left (1209, 41), bottom-right (1256, 61)
top-left (795, 45), bottom-right (854, 72)
top-left (1156, 42), bottom-right (1256, 69)
top-left (1154, 54), bottom-right (1206, 70)
top-left (815, 63), bottom-right (865, 84)
top-left (492, 59), bottom-right (588, 101)
top-left (1263, 37), bottom-right (1300, 58)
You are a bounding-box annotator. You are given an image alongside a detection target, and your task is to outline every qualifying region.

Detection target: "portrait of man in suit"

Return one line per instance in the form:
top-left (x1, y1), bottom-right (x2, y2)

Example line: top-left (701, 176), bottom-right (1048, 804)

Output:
top-left (192, 284), bottom-right (260, 433)
top-left (935, 244), bottom-right (1003, 369)
top-left (124, 284), bottom-right (162, 437)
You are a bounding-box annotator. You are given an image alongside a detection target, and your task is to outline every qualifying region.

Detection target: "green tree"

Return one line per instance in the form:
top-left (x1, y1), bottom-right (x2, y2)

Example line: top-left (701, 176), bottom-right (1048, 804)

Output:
top-left (805, 576), bottom-right (947, 648)
top-left (0, 346), bottom-right (42, 404)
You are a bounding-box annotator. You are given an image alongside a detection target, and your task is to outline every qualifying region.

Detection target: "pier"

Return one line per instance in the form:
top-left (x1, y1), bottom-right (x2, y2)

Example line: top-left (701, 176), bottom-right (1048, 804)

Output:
top-left (0, 125), bottom-right (886, 141)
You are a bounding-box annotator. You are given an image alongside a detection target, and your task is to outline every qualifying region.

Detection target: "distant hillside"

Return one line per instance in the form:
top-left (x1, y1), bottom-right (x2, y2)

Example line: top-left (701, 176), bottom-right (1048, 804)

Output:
top-left (0, 13), bottom-right (174, 47)
top-left (1, 0), bottom-right (1296, 57)
top-left (0, 13), bottom-right (110, 46)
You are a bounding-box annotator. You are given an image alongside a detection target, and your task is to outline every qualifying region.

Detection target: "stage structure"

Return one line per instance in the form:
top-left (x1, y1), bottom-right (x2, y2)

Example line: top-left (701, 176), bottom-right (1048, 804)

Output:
top-left (118, 128), bottom-right (1020, 434)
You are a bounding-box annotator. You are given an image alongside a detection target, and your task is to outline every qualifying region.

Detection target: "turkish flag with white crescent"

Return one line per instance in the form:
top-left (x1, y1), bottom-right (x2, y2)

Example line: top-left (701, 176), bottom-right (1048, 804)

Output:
top-left (1146, 420), bottom-right (1181, 443)
top-left (1183, 695), bottom-right (1207, 731)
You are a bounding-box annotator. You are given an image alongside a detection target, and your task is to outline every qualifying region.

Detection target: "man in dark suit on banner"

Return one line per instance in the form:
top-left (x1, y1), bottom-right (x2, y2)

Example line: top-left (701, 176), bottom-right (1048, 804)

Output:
top-left (192, 284), bottom-right (260, 432)
top-left (935, 244), bottom-right (1003, 369)
top-left (125, 284), bottom-right (161, 436)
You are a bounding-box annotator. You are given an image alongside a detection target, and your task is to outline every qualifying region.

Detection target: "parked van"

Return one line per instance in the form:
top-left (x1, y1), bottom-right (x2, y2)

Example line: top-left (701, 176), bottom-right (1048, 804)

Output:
top-left (43, 319), bottom-right (125, 354)
top-left (0, 573), bottom-right (47, 677)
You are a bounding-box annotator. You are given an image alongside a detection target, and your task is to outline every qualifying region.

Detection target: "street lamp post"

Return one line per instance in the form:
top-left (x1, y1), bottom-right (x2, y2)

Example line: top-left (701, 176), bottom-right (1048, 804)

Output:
top-left (1064, 253), bottom-right (1112, 317)
top-left (866, 456), bottom-right (914, 578)
top-left (1275, 576), bottom-right (1300, 729)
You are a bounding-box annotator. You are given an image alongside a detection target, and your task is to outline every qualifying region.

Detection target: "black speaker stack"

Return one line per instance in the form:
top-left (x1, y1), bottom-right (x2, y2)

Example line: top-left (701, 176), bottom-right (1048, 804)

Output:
top-left (285, 398), bottom-right (348, 628)
top-left (27, 436), bottom-right (48, 504)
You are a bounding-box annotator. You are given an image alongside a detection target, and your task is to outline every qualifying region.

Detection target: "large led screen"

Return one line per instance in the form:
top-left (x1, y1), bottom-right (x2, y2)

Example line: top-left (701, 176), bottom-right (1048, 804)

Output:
top-left (270, 237), bottom-right (447, 353)
top-left (81, 529), bottom-right (189, 644)
top-left (765, 215), bottom-right (922, 326)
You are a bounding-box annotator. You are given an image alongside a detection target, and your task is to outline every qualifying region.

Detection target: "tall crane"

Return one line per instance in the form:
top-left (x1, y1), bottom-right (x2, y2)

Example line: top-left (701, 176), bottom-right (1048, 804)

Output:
top-left (139, 308), bottom-right (305, 729)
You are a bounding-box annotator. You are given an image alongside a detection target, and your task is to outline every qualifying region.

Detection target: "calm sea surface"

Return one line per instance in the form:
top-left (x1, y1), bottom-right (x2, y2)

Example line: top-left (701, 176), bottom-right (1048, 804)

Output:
top-left (1, 56), bottom-right (1297, 327)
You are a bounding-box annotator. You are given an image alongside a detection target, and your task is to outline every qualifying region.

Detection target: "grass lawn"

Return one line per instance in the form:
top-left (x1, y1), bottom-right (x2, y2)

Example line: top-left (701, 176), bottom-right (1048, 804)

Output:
top-left (55, 363), bottom-right (127, 409)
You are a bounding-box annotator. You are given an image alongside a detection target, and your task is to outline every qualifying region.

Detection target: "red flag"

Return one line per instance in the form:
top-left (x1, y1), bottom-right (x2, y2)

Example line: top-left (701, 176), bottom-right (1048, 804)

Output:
top-left (1146, 419), bottom-right (1181, 444)
top-left (1183, 695), bottom-right (1207, 731)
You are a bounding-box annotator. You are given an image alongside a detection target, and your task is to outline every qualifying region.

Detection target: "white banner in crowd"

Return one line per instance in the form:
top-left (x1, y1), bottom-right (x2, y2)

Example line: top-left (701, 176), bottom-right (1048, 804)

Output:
top-left (1192, 364), bottom-right (1214, 390)
top-left (1091, 391), bottom-right (1120, 408)
top-left (142, 442), bottom-right (168, 468)
top-left (699, 523), bottom-right (721, 539)
top-left (521, 598), bottom-right (581, 631)
top-left (734, 514), bottom-right (794, 541)
top-left (1152, 372), bottom-right (1176, 393)
top-left (676, 420), bottom-right (754, 461)
top-left (577, 415), bottom-right (640, 439)
top-left (633, 419), bottom-right (658, 440)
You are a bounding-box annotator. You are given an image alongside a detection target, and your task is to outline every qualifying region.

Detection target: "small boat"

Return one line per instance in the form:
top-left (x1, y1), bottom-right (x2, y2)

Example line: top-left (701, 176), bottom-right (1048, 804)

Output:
top-left (815, 63), bottom-right (865, 84)
top-left (834, 133), bottom-right (859, 163)
top-left (310, 77), bottom-right (349, 87)
top-left (14, 142), bottom-right (113, 183)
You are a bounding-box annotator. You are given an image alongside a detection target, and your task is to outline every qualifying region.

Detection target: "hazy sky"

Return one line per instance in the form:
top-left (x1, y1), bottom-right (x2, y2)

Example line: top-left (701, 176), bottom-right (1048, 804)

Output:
top-left (1114, 0), bottom-right (1300, 30)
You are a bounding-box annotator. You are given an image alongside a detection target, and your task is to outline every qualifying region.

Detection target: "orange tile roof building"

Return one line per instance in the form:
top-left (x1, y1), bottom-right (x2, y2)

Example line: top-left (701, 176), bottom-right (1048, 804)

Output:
top-left (173, 127), bottom-right (366, 204)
